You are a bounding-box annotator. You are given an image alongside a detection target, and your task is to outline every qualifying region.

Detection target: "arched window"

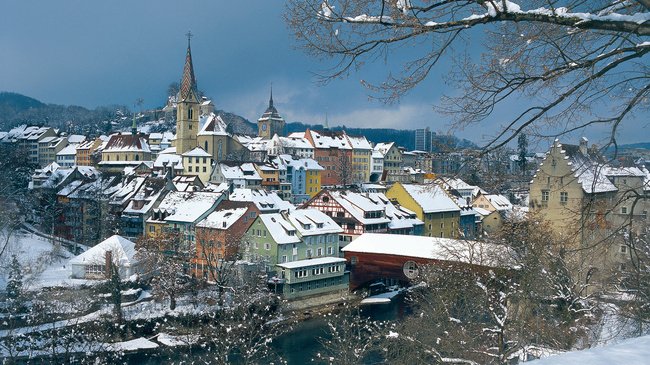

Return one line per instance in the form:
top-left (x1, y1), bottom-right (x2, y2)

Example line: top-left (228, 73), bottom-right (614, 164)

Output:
top-left (188, 107), bottom-right (193, 119)
top-left (135, 155), bottom-right (140, 161)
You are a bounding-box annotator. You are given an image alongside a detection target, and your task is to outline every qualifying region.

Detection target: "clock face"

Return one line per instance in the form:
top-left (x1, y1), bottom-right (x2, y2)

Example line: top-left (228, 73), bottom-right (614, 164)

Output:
top-left (262, 124), bottom-right (267, 131)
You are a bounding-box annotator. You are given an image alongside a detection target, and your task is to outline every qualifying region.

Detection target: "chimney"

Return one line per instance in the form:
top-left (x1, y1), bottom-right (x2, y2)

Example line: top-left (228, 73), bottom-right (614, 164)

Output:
top-left (105, 250), bottom-right (113, 279)
top-left (579, 137), bottom-right (588, 155)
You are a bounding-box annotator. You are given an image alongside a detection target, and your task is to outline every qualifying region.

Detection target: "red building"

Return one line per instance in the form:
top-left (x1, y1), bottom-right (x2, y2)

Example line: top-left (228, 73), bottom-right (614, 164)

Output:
top-left (191, 201), bottom-right (259, 280)
top-left (302, 129), bottom-right (353, 186)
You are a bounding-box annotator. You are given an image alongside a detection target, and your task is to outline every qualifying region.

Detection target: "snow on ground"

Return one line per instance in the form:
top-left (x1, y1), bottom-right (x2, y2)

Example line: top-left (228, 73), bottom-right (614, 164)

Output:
top-left (0, 229), bottom-right (72, 288)
top-left (157, 332), bottom-right (200, 347)
top-left (109, 337), bottom-right (159, 351)
top-left (0, 228), bottom-right (98, 290)
top-left (527, 334), bottom-right (650, 364)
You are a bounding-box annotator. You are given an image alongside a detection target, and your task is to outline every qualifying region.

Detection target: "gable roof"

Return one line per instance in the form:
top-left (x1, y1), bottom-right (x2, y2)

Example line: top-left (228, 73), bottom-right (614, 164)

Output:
top-left (69, 235), bottom-right (137, 266)
top-left (399, 183), bottom-right (460, 213)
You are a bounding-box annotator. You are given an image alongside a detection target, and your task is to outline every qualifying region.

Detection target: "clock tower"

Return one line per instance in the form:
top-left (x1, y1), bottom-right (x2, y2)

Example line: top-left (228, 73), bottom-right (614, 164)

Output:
top-left (257, 87), bottom-right (285, 139)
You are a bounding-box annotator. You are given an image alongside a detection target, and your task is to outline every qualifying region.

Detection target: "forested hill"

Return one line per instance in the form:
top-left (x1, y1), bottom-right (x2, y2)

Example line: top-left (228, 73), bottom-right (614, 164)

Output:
top-left (0, 92), bottom-right (129, 136)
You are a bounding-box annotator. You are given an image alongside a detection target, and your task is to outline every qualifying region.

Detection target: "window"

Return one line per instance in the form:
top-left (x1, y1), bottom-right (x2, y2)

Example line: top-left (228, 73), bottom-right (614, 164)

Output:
top-left (265, 243), bottom-right (271, 250)
top-left (621, 207), bottom-right (628, 214)
top-left (281, 255), bottom-right (287, 263)
top-left (149, 225), bottom-right (155, 233)
top-left (306, 249), bottom-right (313, 258)
top-left (327, 246), bottom-right (333, 255)
top-left (350, 256), bottom-right (358, 265)
top-left (620, 245), bottom-right (627, 253)
top-left (541, 190), bottom-right (549, 202)
top-left (317, 248), bottom-right (323, 256)
top-left (560, 192), bottom-right (568, 204)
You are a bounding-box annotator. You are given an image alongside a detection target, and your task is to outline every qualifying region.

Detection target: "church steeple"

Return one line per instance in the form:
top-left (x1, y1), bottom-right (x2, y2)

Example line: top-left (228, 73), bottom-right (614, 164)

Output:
top-left (175, 31), bottom-right (200, 154)
top-left (179, 31), bottom-right (198, 102)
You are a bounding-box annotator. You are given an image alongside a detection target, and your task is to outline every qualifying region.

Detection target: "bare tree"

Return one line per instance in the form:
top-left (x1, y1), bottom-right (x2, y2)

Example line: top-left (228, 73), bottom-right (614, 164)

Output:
top-left (287, 0), bottom-right (650, 150)
top-left (315, 302), bottom-right (387, 365)
top-left (137, 232), bottom-right (189, 310)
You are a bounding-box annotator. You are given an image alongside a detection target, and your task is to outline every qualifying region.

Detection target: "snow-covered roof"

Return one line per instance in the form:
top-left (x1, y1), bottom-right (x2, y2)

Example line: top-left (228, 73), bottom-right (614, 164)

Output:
top-left (484, 194), bottom-right (513, 211)
top-left (278, 136), bottom-right (313, 149)
top-left (287, 209), bottom-right (343, 236)
top-left (374, 142), bottom-right (396, 156)
top-left (342, 233), bottom-right (512, 268)
top-left (218, 163), bottom-right (262, 181)
top-left (274, 155), bottom-right (324, 171)
top-left (182, 147), bottom-right (212, 158)
top-left (198, 113), bottom-right (229, 136)
top-left (327, 191), bottom-right (391, 225)
top-left (277, 257), bottom-right (346, 269)
top-left (197, 207), bottom-right (249, 230)
top-left (400, 183), bottom-right (460, 213)
top-left (346, 134), bottom-right (372, 150)
top-left (103, 133), bottom-right (151, 153)
top-left (56, 144), bottom-right (77, 156)
top-left (259, 213), bottom-right (301, 244)
top-left (308, 130), bottom-right (352, 150)
top-left (229, 188), bottom-right (294, 212)
top-left (69, 235), bottom-right (137, 266)
top-left (153, 191), bottom-right (222, 223)
top-left (153, 153), bottom-right (183, 170)
top-left (67, 134), bottom-right (86, 144)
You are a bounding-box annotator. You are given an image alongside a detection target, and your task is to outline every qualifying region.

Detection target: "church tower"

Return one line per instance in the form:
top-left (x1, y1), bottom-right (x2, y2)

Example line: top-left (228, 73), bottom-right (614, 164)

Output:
top-left (176, 32), bottom-right (200, 155)
top-left (257, 87), bottom-right (285, 139)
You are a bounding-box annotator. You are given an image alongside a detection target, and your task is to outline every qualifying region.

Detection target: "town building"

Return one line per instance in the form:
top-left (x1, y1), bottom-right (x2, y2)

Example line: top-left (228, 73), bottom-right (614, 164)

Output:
top-left (386, 182), bottom-right (461, 238)
top-left (69, 235), bottom-right (140, 280)
top-left (374, 142), bottom-right (402, 181)
top-left (529, 138), bottom-right (650, 288)
top-left (257, 89), bottom-right (285, 139)
top-left (181, 147), bottom-right (213, 184)
top-left (191, 201), bottom-right (260, 280)
top-left (414, 127), bottom-right (433, 152)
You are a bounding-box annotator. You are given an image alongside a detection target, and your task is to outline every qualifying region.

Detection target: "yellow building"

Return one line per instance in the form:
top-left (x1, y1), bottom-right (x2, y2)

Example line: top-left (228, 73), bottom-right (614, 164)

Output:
top-left (306, 169), bottom-right (322, 197)
top-left (386, 182), bottom-right (460, 238)
top-left (98, 133), bottom-right (152, 173)
top-left (529, 138), bottom-right (649, 289)
top-left (181, 147), bottom-right (213, 184)
top-left (346, 134), bottom-right (372, 183)
top-left (76, 138), bottom-right (103, 166)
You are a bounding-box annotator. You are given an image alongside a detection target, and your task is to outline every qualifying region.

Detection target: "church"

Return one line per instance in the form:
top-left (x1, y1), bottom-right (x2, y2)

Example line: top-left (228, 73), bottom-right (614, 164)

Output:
top-left (172, 34), bottom-right (248, 162)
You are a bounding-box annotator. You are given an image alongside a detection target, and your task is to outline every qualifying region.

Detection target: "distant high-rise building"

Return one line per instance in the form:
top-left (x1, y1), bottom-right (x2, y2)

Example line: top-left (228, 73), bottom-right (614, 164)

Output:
top-left (414, 127), bottom-right (432, 152)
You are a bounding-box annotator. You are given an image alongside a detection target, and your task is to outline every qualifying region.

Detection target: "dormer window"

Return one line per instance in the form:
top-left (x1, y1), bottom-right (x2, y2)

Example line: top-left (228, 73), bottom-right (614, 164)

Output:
top-left (288, 230), bottom-right (295, 236)
top-left (317, 223), bottom-right (323, 228)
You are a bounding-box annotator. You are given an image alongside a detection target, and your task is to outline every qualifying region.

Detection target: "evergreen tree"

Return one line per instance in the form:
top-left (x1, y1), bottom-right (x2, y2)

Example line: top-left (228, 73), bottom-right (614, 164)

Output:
top-left (517, 133), bottom-right (528, 176)
top-left (6, 254), bottom-right (22, 300)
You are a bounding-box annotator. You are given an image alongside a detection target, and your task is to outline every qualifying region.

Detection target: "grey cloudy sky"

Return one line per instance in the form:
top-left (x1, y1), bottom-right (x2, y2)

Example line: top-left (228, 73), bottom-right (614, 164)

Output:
top-left (0, 1), bottom-right (645, 147)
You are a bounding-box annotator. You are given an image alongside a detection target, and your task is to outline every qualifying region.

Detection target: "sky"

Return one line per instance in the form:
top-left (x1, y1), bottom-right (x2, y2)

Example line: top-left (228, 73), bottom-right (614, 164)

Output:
top-left (0, 1), bottom-right (645, 148)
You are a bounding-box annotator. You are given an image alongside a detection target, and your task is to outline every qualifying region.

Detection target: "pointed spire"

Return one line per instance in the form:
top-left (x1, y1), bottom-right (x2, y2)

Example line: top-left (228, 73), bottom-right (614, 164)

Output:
top-left (179, 31), bottom-right (197, 101)
top-left (269, 84), bottom-right (274, 108)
